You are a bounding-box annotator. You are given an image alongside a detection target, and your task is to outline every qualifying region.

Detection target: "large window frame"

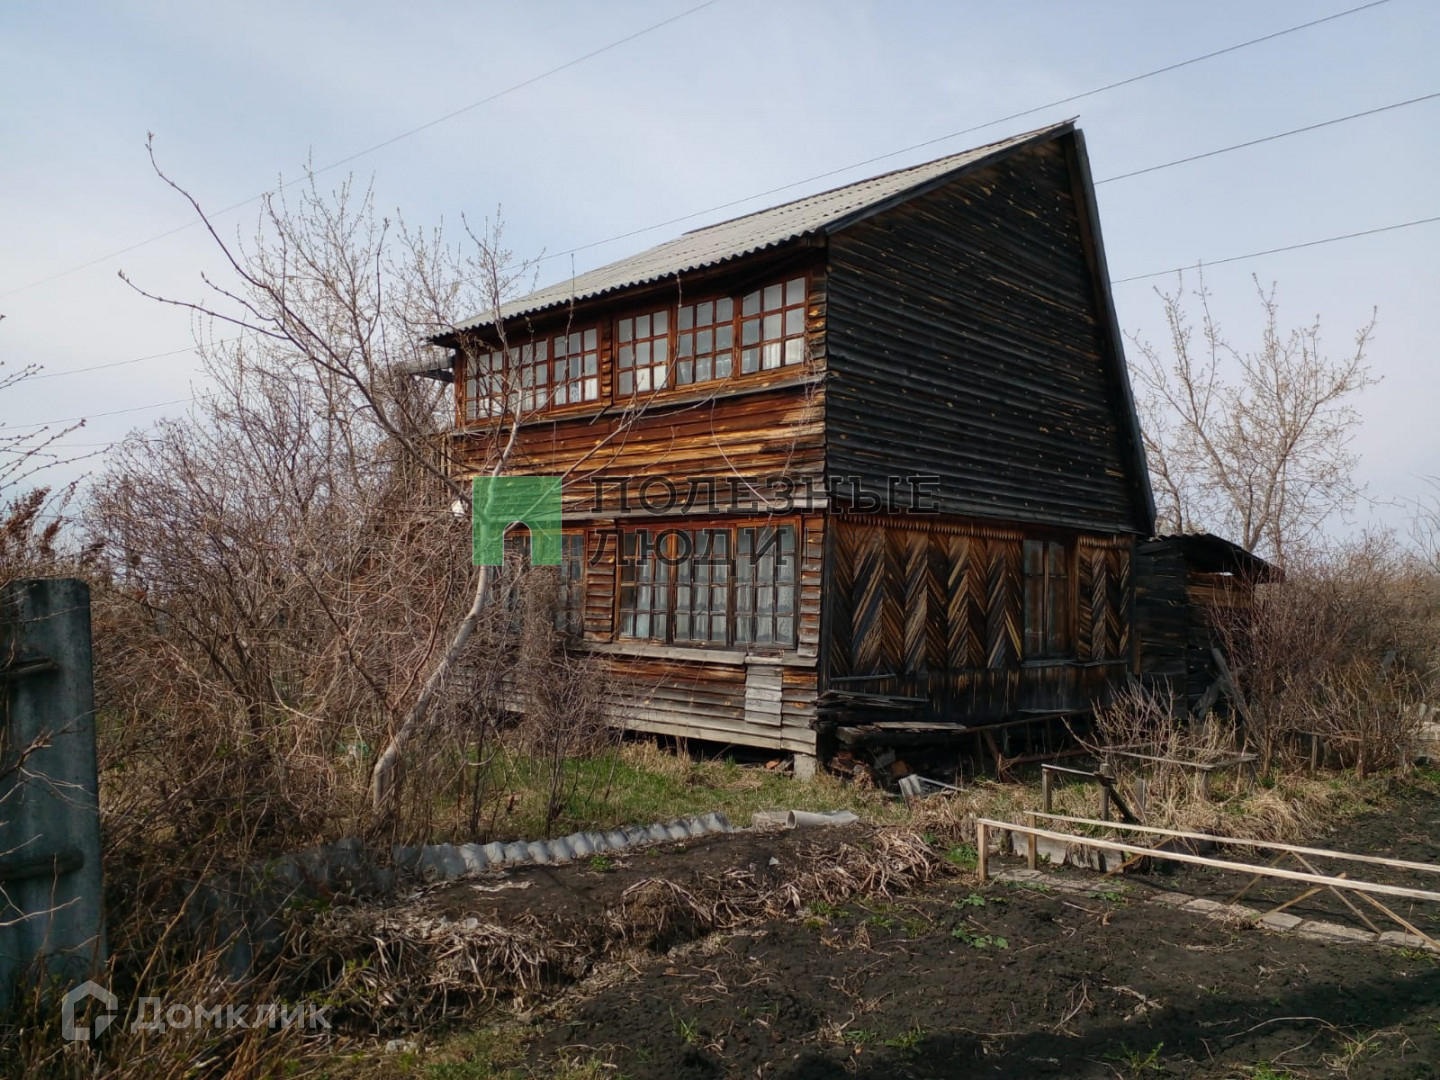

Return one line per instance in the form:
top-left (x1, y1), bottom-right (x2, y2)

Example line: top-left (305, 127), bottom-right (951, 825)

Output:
top-left (618, 522), bottom-right (798, 649)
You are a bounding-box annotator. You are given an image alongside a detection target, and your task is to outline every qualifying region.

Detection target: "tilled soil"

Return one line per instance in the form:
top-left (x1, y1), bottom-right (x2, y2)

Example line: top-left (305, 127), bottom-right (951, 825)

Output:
top-left (528, 876), bottom-right (1439, 1078)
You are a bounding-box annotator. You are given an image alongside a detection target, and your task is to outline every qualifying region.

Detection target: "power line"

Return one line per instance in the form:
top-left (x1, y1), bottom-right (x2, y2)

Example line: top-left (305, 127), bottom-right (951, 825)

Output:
top-left (0, 0), bottom-right (722, 300)
top-left (7, 396), bottom-right (194, 431)
top-left (1095, 91), bottom-right (1440, 185)
top-left (27, 88), bottom-right (1433, 387)
top-left (1110, 214), bottom-right (1440, 284)
top-left (531, 0), bottom-right (1400, 266)
top-left (28, 343), bottom-right (209, 381)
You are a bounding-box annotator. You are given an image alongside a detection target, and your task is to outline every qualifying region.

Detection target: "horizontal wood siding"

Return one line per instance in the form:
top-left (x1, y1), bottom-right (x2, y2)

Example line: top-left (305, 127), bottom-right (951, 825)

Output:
top-left (828, 514), bottom-right (1132, 722)
top-left (598, 654), bottom-right (818, 754)
top-left (824, 138), bottom-right (1148, 534)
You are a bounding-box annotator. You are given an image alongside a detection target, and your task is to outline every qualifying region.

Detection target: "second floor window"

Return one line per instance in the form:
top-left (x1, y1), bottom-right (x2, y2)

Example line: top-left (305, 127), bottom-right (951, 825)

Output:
top-left (616, 311), bottom-right (669, 396)
top-left (740, 277), bottom-right (806, 373)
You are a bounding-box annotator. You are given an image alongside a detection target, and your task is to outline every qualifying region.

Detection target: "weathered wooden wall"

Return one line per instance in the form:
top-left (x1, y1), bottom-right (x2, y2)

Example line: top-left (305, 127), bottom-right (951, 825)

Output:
top-left (824, 137), bottom-right (1150, 534)
top-left (825, 514), bottom-right (1132, 722)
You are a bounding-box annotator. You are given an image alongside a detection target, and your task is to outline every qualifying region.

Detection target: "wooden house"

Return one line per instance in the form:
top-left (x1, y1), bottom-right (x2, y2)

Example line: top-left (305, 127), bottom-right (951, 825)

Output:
top-left (421, 121), bottom-right (1160, 775)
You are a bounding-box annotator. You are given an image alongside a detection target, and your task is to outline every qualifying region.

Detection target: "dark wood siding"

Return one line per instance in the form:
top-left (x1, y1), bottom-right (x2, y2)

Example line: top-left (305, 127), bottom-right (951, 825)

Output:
top-left (824, 138), bottom-right (1148, 534)
top-left (825, 514), bottom-right (1132, 723)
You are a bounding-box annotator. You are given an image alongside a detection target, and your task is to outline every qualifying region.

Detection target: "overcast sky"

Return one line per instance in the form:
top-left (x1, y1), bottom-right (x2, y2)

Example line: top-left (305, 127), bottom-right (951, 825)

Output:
top-left (2, 0), bottom-right (1436, 538)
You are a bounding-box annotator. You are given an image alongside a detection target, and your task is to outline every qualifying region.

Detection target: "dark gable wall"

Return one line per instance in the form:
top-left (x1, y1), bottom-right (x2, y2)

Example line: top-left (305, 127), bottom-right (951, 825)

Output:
top-left (824, 137), bottom-right (1147, 535)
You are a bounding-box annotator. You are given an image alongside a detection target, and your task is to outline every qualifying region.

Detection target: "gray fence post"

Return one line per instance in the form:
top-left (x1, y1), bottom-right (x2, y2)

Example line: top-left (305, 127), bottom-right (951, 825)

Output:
top-left (0, 578), bottom-right (105, 1009)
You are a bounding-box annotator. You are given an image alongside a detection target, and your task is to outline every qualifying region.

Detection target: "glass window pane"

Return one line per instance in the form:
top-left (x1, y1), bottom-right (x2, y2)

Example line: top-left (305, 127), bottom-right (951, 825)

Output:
top-left (584, 328), bottom-right (597, 350)
top-left (716, 297), bottom-right (733, 322)
top-left (742, 290), bottom-right (760, 317)
top-left (584, 377), bottom-right (599, 399)
top-left (697, 328), bottom-right (713, 353)
top-left (741, 319), bottom-right (759, 346)
top-left (654, 338), bottom-right (668, 364)
top-left (741, 348), bottom-right (758, 374)
top-left (637, 341), bottom-right (651, 364)
top-left (786, 278), bottom-right (805, 306)
top-left (636, 314), bottom-right (650, 338)
top-left (763, 283), bottom-right (782, 311)
top-left (619, 371), bottom-right (633, 395)
top-left (653, 310), bottom-right (667, 334)
top-left (678, 306), bottom-right (693, 331)
top-left (785, 308), bottom-right (804, 336)
top-left (716, 325), bottom-right (733, 350)
top-left (762, 342), bottom-right (782, 369)
top-left (618, 319), bottom-right (632, 343)
top-left (715, 353), bottom-right (732, 378)
top-left (678, 333), bottom-right (693, 357)
top-left (636, 368), bottom-right (651, 392)
top-left (784, 338), bottom-right (804, 365)
top-left (678, 359), bottom-right (693, 384)
top-left (762, 313), bottom-right (781, 341)
top-left (696, 355), bottom-right (711, 382)
top-left (697, 300), bottom-right (713, 325)
top-left (654, 365), bottom-right (668, 388)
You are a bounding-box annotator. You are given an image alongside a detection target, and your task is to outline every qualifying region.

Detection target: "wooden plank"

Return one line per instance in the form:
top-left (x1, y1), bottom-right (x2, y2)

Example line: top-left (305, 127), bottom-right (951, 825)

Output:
top-left (1025, 814), bottom-right (1440, 880)
top-left (980, 818), bottom-right (1440, 904)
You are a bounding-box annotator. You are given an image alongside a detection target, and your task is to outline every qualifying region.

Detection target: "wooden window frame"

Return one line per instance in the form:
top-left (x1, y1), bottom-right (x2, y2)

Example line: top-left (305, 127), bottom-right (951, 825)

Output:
top-left (555, 531), bottom-right (586, 638)
top-left (616, 520), bottom-right (799, 649)
top-left (458, 326), bottom-right (601, 425)
top-left (616, 308), bottom-right (671, 397)
top-left (1022, 537), bottom-right (1075, 660)
top-left (610, 273), bottom-right (809, 405)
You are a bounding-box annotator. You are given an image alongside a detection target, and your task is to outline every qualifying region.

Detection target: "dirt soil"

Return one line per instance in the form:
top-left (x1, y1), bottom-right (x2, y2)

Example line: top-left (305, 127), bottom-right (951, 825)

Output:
top-left (388, 793), bottom-right (1440, 1079)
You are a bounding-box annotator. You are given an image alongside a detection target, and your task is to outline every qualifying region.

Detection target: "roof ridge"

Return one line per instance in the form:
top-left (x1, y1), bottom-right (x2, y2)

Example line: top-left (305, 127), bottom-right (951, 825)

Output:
top-left (680, 121), bottom-right (1071, 237)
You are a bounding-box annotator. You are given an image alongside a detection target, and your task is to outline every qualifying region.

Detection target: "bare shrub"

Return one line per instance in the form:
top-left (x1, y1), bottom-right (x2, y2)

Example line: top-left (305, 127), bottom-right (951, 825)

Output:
top-left (1218, 537), bottom-right (1434, 774)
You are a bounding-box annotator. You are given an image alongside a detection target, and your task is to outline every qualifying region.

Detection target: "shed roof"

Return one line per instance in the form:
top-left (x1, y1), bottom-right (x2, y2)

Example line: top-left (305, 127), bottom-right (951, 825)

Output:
top-left (1155, 533), bottom-right (1282, 583)
top-left (442, 121), bottom-right (1073, 338)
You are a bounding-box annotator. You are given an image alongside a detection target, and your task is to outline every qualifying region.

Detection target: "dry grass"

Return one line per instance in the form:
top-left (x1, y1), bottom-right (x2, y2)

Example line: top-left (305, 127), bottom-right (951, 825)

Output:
top-left (302, 828), bottom-right (941, 1029)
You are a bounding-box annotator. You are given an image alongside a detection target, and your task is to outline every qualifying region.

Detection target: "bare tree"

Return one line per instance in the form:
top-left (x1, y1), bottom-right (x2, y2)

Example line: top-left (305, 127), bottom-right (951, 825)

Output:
top-left (1128, 274), bottom-right (1378, 565)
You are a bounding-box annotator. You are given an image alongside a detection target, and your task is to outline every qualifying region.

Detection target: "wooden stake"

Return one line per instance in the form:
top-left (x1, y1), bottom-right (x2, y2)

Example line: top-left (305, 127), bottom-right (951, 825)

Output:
top-left (976, 821), bottom-right (989, 882)
top-left (1025, 812), bottom-right (1038, 871)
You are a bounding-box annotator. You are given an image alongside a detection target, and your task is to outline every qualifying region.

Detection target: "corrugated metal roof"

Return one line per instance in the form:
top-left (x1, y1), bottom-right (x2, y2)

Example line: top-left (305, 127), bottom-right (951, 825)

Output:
top-left (447, 122), bottom-right (1072, 336)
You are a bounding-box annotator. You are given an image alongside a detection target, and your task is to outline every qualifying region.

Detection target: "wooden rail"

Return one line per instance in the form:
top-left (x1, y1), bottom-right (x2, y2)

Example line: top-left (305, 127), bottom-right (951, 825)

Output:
top-left (973, 817), bottom-right (1440, 905)
top-left (1026, 813), bottom-right (1440, 877)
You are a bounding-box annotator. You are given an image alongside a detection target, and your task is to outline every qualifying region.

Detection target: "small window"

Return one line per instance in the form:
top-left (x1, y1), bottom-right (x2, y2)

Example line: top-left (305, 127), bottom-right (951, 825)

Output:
top-left (735, 525), bottom-right (797, 646)
top-left (674, 529), bottom-right (730, 643)
top-left (619, 531), bottom-right (670, 641)
top-left (1023, 539), bottom-right (1072, 659)
top-left (739, 277), bottom-right (806, 374)
top-left (552, 328), bottom-right (600, 406)
top-left (555, 532), bottom-right (586, 637)
top-left (616, 310), bottom-right (669, 397)
top-left (675, 297), bottom-right (735, 386)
